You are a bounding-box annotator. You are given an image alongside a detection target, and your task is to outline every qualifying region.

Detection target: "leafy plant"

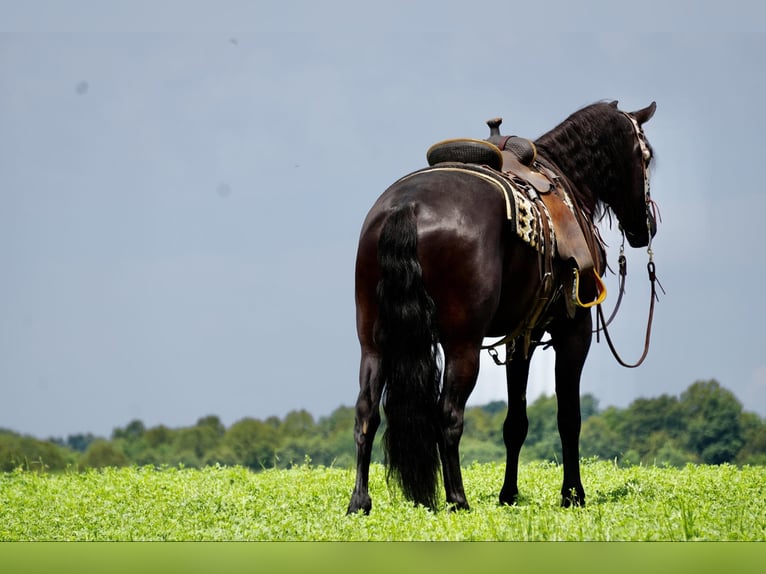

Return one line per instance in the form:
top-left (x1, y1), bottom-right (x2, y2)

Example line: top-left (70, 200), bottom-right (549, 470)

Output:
top-left (1, 461), bottom-right (763, 541)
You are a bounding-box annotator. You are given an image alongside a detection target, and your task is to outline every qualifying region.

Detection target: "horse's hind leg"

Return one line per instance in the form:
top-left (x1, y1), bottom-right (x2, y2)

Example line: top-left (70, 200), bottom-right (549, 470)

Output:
top-left (347, 349), bottom-right (383, 515)
top-left (438, 342), bottom-right (481, 510)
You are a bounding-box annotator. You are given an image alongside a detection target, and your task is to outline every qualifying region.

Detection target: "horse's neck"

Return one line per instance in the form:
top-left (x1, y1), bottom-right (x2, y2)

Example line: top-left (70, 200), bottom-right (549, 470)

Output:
top-left (537, 153), bottom-right (600, 220)
top-left (536, 110), bottom-right (627, 213)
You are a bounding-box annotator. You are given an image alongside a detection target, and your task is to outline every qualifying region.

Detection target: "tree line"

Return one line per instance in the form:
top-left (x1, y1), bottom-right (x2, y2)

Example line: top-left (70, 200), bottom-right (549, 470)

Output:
top-left (1, 379), bottom-right (764, 472)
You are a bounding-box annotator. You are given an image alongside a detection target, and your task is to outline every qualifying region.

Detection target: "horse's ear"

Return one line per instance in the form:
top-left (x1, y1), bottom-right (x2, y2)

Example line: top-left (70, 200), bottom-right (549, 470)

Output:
top-left (630, 101), bottom-right (657, 125)
top-left (609, 100), bottom-right (619, 108)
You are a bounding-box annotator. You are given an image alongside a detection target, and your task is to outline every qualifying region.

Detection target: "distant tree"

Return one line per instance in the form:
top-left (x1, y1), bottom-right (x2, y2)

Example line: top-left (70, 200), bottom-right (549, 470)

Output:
top-left (144, 425), bottom-right (172, 448)
top-left (109, 420), bottom-right (152, 464)
top-left (642, 430), bottom-right (698, 466)
top-left (680, 380), bottom-right (744, 464)
top-left (65, 433), bottom-right (98, 453)
top-left (0, 433), bottom-right (22, 471)
top-left (736, 411), bottom-right (766, 465)
top-left (173, 419), bottom-right (224, 463)
top-left (112, 419), bottom-right (146, 441)
top-left (223, 418), bottom-right (280, 470)
top-left (281, 410), bottom-right (316, 437)
top-left (6, 379), bottom-right (748, 473)
top-left (523, 395), bottom-right (561, 462)
top-left (0, 431), bottom-right (74, 472)
top-left (196, 415), bottom-right (226, 436)
top-left (618, 395), bottom-right (684, 450)
top-left (81, 439), bottom-right (129, 468)
top-left (580, 394), bottom-right (600, 421)
top-left (317, 406), bottom-right (355, 438)
top-left (201, 444), bottom-right (240, 467)
top-left (287, 406), bottom-right (357, 467)
top-left (264, 416), bottom-right (282, 429)
top-left (652, 437), bottom-right (697, 467)
top-left (598, 394), bottom-right (686, 465)
top-left (580, 411), bottom-right (624, 461)
top-left (479, 400), bottom-right (508, 416)
top-left (463, 407), bottom-right (494, 443)
top-left (459, 436), bottom-right (506, 464)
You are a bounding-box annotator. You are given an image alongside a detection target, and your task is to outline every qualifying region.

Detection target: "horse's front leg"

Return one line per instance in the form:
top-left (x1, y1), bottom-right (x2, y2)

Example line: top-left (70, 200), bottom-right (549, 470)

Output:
top-left (550, 309), bottom-right (592, 507)
top-left (438, 343), bottom-right (480, 511)
top-left (499, 340), bottom-right (535, 506)
top-left (347, 350), bottom-right (382, 515)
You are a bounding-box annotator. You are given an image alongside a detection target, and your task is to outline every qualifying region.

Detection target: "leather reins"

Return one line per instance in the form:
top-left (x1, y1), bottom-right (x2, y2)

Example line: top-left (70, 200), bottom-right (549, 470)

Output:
top-left (592, 114), bottom-right (664, 367)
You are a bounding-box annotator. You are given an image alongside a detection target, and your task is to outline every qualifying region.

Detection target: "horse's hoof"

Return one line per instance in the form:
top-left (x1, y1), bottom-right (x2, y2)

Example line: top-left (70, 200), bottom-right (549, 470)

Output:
top-left (561, 488), bottom-right (586, 508)
top-left (499, 489), bottom-right (520, 506)
top-left (447, 500), bottom-right (470, 512)
top-left (347, 494), bottom-right (372, 515)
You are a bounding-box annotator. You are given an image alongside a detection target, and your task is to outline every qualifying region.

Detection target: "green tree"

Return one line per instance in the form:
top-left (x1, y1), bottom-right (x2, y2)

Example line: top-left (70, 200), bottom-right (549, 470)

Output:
top-left (0, 431), bottom-right (75, 472)
top-left (580, 394), bottom-right (600, 421)
top-left (652, 438), bottom-right (697, 467)
top-left (459, 436), bottom-right (506, 464)
top-left (736, 411), bottom-right (766, 465)
top-left (463, 406), bottom-right (494, 442)
top-left (110, 420), bottom-right (152, 464)
top-left (580, 411), bottom-right (625, 461)
top-left (523, 395), bottom-right (561, 462)
top-left (112, 419), bottom-right (146, 441)
top-left (50, 433), bottom-right (98, 453)
top-left (318, 406), bottom-right (355, 437)
top-left (81, 439), bottom-right (129, 468)
top-left (196, 415), bottom-right (226, 435)
top-left (294, 406), bottom-right (357, 467)
top-left (602, 394), bottom-right (688, 464)
top-left (171, 416), bottom-right (226, 465)
top-left (680, 380), bottom-right (744, 464)
top-left (223, 418), bottom-right (280, 470)
top-left (619, 395), bottom-right (684, 453)
top-left (281, 410), bottom-right (316, 437)
top-left (144, 425), bottom-right (172, 448)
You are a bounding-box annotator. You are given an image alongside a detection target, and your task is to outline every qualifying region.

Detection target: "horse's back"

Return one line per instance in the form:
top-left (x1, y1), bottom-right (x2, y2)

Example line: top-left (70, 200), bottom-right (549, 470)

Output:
top-left (361, 167), bottom-right (507, 238)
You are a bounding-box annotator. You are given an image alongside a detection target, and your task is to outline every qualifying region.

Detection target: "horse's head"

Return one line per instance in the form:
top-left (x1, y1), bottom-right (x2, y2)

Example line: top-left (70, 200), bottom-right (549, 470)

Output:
top-left (535, 100), bottom-right (658, 248)
top-left (615, 101), bottom-right (657, 248)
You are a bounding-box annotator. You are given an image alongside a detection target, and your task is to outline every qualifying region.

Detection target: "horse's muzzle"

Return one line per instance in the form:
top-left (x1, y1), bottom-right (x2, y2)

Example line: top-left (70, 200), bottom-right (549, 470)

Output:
top-left (624, 212), bottom-right (657, 248)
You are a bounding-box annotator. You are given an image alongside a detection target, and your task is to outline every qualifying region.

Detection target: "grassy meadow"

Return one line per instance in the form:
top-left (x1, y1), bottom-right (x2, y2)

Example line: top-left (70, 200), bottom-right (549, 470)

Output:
top-left (1, 460), bottom-right (764, 541)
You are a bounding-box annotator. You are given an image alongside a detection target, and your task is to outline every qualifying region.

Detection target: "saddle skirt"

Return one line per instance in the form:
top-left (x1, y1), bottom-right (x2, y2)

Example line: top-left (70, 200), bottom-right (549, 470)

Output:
top-left (401, 163), bottom-right (555, 252)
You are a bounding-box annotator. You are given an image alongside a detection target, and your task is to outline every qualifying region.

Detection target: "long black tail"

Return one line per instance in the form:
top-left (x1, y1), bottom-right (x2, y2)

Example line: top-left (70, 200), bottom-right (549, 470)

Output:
top-left (376, 204), bottom-right (442, 509)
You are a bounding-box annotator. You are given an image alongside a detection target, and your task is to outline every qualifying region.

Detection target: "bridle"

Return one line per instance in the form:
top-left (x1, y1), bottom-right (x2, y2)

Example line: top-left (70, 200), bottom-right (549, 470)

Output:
top-left (594, 112), bottom-right (664, 368)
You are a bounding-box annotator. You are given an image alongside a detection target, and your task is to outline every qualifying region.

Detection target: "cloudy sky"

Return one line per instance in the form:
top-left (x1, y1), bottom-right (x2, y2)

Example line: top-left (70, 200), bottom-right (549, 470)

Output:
top-left (2, 2), bottom-right (765, 439)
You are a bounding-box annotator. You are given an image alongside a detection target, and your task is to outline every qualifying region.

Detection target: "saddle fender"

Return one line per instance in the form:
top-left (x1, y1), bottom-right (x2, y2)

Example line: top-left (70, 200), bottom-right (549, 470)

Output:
top-left (536, 188), bottom-right (603, 316)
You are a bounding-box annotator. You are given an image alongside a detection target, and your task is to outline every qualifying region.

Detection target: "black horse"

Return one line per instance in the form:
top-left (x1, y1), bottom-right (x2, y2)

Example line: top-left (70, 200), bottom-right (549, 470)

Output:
top-left (347, 101), bottom-right (657, 513)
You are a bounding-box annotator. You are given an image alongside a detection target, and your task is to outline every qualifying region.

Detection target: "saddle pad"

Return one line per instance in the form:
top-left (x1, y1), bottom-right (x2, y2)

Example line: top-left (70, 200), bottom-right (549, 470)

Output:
top-left (394, 163), bottom-right (555, 253)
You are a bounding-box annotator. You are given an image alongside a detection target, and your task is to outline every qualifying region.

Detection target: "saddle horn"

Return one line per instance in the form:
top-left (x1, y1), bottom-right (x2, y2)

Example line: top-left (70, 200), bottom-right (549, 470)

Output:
top-left (486, 117), bottom-right (503, 138)
top-left (485, 117), bottom-right (537, 167)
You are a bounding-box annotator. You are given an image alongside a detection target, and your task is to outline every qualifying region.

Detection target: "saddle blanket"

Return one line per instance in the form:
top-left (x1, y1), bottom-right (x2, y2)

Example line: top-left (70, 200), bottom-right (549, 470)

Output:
top-left (395, 163), bottom-right (558, 254)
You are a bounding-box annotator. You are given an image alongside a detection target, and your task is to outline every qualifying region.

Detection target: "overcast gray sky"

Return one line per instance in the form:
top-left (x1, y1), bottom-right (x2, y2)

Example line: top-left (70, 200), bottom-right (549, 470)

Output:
top-left (2, 2), bottom-right (765, 438)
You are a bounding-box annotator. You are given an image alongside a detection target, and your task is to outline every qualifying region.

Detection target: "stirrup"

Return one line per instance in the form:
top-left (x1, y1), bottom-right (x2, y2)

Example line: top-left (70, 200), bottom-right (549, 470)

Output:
top-left (572, 268), bottom-right (607, 308)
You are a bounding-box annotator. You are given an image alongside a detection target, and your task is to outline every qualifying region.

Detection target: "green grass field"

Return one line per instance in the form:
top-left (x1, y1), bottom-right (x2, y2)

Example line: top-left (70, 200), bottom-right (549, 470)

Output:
top-left (1, 460), bottom-right (764, 541)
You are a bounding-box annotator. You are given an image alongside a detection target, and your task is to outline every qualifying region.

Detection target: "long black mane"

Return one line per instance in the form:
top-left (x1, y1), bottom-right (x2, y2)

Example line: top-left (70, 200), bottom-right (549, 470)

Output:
top-left (534, 102), bottom-right (641, 221)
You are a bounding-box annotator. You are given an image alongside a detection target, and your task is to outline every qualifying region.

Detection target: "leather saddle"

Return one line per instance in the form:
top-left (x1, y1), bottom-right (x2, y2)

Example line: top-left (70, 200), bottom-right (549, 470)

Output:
top-left (485, 118), bottom-right (601, 304)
